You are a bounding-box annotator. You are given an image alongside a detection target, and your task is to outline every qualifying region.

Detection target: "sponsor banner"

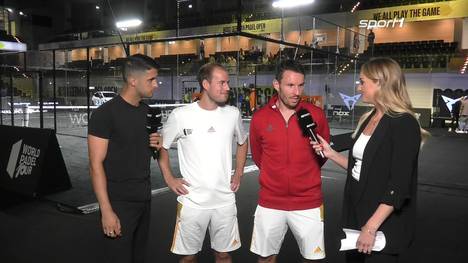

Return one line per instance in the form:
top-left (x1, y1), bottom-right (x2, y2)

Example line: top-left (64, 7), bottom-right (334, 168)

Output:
top-left (122, 19), bottom-right (281, 42)
top-left (357, 0), bottom-right (468, 23)
top-left (123, 30), bottom-right (173, 43)
top-left (220, 19), bottom-right (281, 34)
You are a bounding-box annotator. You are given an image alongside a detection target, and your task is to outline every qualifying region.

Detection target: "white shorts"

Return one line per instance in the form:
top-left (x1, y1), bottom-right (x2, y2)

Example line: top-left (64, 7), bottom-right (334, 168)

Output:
top-left (250, 205), bottom-right (325, 260)
top-left (170, 203), bottom-right (241, 255)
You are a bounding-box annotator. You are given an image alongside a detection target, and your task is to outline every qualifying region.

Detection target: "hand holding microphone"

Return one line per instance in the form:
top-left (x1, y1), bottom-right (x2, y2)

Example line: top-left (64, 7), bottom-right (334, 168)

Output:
top-left (297, 108), bottom-right (326, 158)
top-left (311, 134), bottom-right (334, 159)
top-left (147, 107), bottom-right (163, 159)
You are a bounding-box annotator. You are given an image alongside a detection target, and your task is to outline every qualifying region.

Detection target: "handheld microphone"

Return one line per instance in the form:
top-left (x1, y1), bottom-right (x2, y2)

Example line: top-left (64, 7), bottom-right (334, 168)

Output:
top-left (297, 108), bottom-right (325, 158)
top-left (146, 107), bottom-right (163, 160)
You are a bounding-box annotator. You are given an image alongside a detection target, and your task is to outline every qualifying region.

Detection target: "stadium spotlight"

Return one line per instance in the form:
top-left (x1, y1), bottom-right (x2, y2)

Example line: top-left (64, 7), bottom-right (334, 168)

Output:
top-left (116, 19), bottom-right (142, 30)
top-left (272, 0), bottom-right (314, 9)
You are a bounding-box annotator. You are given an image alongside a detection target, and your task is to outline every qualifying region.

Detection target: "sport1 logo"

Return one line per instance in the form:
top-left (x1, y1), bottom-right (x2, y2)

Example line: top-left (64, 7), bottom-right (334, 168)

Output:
top-left (359, 18), bottom-right (405, 29)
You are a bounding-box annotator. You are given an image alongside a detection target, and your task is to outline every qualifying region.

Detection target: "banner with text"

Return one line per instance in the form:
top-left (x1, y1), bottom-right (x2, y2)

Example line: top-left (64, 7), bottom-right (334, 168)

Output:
top-left (357, 0), bottom-right (468, 23)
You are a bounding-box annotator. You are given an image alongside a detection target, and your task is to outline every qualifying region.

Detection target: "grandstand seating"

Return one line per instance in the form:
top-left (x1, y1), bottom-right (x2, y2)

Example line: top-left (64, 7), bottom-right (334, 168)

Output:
top-left (364, 40), bottom-right (458, 69)
top-left (155, 53), bottom-right (197, 67)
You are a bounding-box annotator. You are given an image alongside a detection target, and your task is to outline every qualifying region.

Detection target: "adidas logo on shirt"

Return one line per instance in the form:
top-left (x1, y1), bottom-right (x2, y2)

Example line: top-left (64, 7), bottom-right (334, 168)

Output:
top-left (208, 126), bottom-right (216, 133)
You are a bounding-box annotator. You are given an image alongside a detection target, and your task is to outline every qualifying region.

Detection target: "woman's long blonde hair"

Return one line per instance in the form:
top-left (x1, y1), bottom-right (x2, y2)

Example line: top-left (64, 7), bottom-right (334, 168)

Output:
top-left (352, 57), bottom-right (430, 143)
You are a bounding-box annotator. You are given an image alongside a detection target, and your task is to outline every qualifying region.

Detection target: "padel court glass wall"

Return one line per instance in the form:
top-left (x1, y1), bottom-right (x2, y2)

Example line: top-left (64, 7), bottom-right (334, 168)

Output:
top-left (1, 15), bottom-right (374, 138)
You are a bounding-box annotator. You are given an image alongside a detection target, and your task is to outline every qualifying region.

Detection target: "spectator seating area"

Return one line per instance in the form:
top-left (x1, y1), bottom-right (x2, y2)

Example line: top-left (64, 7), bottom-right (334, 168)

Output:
top-left (366, 40), bottom-right (459, 69)
top-left (62, 39), bottom-right (460, 73)
top-left (155, 53), bottom-right (198, 67)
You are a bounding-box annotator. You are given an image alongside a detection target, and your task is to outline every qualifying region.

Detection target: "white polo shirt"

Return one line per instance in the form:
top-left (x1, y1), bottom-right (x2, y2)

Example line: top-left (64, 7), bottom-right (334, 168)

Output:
top-left (162, 102), bottom-right (248, 209)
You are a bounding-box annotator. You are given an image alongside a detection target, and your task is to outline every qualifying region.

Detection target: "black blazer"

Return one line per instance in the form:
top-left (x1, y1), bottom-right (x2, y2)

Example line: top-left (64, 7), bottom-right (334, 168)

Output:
top-left (342, 110), bottom-right (421, 254)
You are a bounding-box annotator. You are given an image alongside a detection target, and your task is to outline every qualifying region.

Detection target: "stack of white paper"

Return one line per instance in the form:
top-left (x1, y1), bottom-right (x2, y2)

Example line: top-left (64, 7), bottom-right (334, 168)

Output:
top-left (339, 228), bottom-right (386, 251)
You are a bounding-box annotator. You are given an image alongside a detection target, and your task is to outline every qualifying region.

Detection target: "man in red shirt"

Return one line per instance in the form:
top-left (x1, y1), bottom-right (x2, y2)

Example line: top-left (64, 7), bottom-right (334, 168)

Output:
top-left (249, 60), bottom-right (330, 262)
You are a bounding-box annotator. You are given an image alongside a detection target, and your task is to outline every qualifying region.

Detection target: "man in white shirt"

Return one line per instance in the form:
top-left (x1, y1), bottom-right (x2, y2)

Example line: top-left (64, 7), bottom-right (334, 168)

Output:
top-left (158, 63), bottom-right (248, 263)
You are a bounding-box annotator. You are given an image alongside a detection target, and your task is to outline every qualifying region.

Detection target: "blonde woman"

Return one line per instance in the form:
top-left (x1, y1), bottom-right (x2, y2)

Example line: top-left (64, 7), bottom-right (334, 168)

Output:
top-left (312, 57), bottom-right (428, 262)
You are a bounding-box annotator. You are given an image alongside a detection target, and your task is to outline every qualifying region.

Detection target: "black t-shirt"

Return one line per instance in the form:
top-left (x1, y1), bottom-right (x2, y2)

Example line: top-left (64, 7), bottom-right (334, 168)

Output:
top-left (88, 95), bottom-right (151, 201)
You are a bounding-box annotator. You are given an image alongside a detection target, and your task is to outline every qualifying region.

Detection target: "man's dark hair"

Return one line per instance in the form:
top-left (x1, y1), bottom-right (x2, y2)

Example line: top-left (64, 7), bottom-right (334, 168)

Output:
top-left (122, 54), bottom-right (160, 83)
top-left (197, 63), bottom-right (226, 92)
top-left (275, 60), bottom-right (305, 82)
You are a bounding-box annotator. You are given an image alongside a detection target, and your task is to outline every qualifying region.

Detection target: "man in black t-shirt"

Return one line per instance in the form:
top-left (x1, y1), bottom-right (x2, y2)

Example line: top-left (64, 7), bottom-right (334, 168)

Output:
top-left (88, 54), bottom-right (161, 263)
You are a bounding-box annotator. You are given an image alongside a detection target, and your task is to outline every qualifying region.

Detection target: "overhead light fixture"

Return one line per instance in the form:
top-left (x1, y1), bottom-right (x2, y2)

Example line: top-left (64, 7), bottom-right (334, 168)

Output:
top-left (96, 5), bottom-right (100, 10)
top-left (188, 4), bottom-right (193, 8)
top-left (19, 11), bottom-right (25, 16)
top-left (351, 2), bottom-right (361, 13)
top-left (6, 8), bottom-right (13, 13)
top-left (272, 0), bottom-right (314, 9)
top-left (116, 19), bottom-right (142, 29)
